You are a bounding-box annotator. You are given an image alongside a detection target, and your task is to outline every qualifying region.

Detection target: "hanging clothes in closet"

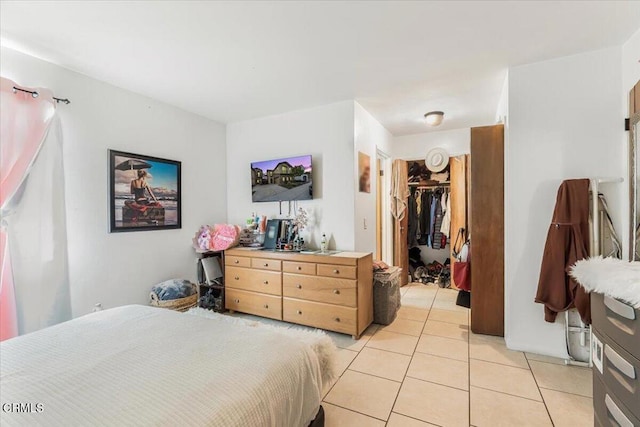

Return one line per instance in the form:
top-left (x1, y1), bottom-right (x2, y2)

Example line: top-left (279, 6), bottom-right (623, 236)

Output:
top-left (407, 187), bottom-right (450, 249)
top-left (407, 188), bottom-right (420, 248)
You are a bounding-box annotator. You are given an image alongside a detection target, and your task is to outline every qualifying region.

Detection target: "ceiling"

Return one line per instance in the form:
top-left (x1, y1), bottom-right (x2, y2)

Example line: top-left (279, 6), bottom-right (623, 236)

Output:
top-left (1, 1), bottom-right (639, 136)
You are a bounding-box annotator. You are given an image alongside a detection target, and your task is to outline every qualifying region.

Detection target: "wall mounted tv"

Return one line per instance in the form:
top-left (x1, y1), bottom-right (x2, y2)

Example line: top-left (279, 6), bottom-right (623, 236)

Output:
top-left (251, 155), bottom-right (313, 202)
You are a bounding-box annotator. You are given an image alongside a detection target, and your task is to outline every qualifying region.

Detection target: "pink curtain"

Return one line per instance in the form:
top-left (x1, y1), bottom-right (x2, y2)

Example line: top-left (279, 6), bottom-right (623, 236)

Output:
top-left (0, 77), bottom-right (56, 341)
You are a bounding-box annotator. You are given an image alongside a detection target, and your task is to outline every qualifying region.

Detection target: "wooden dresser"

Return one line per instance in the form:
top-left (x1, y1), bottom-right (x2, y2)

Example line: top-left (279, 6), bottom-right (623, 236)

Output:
top-left (591, 293), bottom-right (640, 427)
top-left (224, 248), bottom-right (373, 338)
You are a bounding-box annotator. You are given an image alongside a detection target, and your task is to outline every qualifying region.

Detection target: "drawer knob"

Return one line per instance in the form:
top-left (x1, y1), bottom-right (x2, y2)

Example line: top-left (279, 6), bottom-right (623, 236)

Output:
top-left (335, 317), bottom-right (341, 322)
top-left (297, 310), bottom-right (302, 315)
top-left (234, 276), bottom-right (239, 280)
top-left (234, 299), bottom-right (240, 304)
top-left (263, 263), bottom-right (269, 267)
top-left (297, 266), bottom-right (302, 270)
top-left (333, 269), bottom-right (339, 274)
top-left (263, 280), bottom-right (269, 285)
top-left (296, 284), bottom-right (302, 289)
top-left (333, 289), bottom-right (340, 294)
top-left (264, 304), bottom-right (269, 309)
top-left (234, 260), bottom-right (239, 264)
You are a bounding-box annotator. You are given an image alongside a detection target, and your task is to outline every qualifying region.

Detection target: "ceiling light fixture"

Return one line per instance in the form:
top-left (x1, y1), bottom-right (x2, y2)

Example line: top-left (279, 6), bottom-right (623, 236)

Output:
top-left (424, 111), bottom-right (444, 127)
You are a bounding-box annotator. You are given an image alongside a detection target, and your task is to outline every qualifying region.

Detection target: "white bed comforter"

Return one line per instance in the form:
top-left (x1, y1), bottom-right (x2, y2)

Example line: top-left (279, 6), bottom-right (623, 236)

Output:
top-left (1, 305), bottom-right (333, 427)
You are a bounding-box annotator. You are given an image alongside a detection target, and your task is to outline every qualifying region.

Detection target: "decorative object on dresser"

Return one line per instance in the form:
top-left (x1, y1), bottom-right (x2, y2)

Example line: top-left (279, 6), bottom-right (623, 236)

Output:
top-left (109, 150), bottom-right (181, 232)
top-left (571, 257), bottom-right (640, 427)
top-left (224, 248), bottom-right (373, 339)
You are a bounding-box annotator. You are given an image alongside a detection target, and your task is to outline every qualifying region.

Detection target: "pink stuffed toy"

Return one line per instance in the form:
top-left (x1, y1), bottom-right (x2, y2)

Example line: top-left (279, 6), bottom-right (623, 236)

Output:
top-left (211, 224), bottom-right (241, 251)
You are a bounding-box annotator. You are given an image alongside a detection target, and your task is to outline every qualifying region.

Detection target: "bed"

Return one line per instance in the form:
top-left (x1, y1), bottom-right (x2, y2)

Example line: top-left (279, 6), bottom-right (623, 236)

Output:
top-left (0, 305), bottom-right (336, 426)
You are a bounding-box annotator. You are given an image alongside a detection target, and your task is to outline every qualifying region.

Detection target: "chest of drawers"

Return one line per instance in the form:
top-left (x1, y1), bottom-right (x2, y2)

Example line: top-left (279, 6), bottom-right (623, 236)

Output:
top-left (591, 293), bottom-right (640, 427)
top-left (224, 248), bottom-right (373, 338)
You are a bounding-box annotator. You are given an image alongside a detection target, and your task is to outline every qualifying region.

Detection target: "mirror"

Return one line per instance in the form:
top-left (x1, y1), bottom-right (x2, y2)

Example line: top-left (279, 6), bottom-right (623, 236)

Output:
top-left (630, 111), bottom-right (640, 261)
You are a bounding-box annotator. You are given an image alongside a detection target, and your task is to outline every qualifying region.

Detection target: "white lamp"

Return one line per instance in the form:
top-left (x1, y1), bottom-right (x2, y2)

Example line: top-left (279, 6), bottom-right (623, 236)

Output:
top-left (424, 111), bottom-right (444, 127)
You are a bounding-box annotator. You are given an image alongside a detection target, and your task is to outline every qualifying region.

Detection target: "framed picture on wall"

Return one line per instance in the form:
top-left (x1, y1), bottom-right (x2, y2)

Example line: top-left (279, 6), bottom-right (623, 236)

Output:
top-left (358, 151), bottom-right (371, 193)
top-left (108, 150), bottom-right (181, 232)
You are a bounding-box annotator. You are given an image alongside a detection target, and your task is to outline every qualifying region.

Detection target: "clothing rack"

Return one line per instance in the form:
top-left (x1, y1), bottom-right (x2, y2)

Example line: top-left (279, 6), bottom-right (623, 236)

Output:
top-left (409, 181), bottom-right (450, 189)
top-left (564, 177), bottom-right (623, 368)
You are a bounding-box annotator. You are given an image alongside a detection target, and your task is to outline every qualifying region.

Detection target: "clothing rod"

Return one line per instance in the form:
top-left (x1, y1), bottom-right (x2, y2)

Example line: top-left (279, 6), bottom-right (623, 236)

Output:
top-left (409, 181), bottom-right (450, 187)
top-left (12, 86), bottom-right (70, 105)
top-left (589, 177), bottom-right (622, 258)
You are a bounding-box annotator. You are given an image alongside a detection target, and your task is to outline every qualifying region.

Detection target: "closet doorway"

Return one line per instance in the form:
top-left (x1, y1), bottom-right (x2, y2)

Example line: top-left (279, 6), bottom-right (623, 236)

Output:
top-left (392, 124), bottom-right (505, 336)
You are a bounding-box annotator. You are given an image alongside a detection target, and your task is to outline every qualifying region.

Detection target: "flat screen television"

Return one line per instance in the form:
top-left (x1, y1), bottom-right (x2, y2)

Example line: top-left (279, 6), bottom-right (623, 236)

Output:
top-left (251, 155), bottom-right (313, 202)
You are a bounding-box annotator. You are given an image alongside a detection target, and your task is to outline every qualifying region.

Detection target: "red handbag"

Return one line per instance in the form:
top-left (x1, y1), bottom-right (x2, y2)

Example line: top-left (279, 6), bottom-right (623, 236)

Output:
top-left (453, 261), bottom-right (471, 291)
top-left (453, 239), bottom-right (471, 291)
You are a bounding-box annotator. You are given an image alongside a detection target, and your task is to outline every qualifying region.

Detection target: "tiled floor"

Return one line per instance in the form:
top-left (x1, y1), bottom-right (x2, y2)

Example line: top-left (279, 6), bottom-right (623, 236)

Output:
top-left (321, 283), bottom-right (594, 427)
top-left (232, 282), bottom-right (594, 426)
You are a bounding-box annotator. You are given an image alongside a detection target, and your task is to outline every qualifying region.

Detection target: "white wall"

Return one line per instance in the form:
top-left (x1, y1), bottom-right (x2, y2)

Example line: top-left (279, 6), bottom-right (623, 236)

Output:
top-left (354, 102), bottom-right (393, 254)
top-left (392, 128), bottom-right (470, 160)
top-left (623, 28), bottom-right (640, 111)
top-left (505, 47), bottom-right (624, 357)
top-left (226, 101), bottom-right (356, 251)
top-left (1, 47), bottom-right (227, 317)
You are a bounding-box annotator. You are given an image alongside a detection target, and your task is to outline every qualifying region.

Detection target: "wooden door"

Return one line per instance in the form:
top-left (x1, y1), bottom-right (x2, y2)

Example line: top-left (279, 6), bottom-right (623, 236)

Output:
top-left (449, 155), bottom-right (468, 289)
top-left (470, 125), bottom-right (504, 336)
top-left (392, 160), bottom-right (409, 286)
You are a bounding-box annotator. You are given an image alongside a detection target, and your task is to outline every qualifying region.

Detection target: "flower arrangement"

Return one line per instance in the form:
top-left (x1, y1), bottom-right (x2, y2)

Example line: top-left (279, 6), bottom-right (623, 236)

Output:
top-left (293, 207), bottom-right (308, 231)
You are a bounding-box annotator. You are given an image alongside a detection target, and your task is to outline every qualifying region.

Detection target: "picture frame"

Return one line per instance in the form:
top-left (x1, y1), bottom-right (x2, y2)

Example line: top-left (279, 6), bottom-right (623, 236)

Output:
top-left (109, 149), bottom-right (181, 233)
top-left (358, 151), bottom-right (371, 193)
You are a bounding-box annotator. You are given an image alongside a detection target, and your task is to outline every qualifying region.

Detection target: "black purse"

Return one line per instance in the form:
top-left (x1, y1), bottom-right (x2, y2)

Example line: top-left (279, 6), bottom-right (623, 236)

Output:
top-left (452, 227), bottom-right (465, 260)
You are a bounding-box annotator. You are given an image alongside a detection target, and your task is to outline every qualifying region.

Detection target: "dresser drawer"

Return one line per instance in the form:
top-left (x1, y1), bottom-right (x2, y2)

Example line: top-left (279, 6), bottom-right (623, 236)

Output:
top-left (225, 255), bottom-right (251, 268)
top-left (593, 372), bottom-right (640, 427)
top-left (225, 266), bottom-right (282, 296)
top-left (226, 289), bottom-right (282, 320)
top-left (283, 298), bottom-right (357, 335)
top-left (283, 261), bottom-right (316, 275)
top-left (317, 264), bottom-right (357, 279)
top-left (283, 274), bottom-right (356, 307)
top-left (251, 258), bottom-right (282, 272)
top-left (594, 331), bottom-right (640, 418)
top-left (592, 293), bottom-right (640, 358)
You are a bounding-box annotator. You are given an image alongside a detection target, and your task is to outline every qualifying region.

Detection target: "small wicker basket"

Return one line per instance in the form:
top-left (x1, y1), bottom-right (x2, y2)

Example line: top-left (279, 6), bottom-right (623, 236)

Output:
top-left (149, 283), bottom-right (198, 312)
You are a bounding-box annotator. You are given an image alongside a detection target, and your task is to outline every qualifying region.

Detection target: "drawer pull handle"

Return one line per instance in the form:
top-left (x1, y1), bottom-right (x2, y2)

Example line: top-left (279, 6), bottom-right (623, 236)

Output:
top-left (234, 299), bottom-right (240, 304)
top-left (333, 269), bottom-right (339, 274)
top-left (296, 284), bottom-right (302, 289)
top-left (334, 317), bottom-right (340, 322)
top-left (234, 260), bottom-right (239, 264)
top-left (234, 276), bottom-right (239, 280)
top-left (263, 280), bottom-right (269, 285)
top-left (264, 304), bottom-right (269, 309)
top-left (333, 289), bottom-right (340, 294)
top-left (605, 345), bottom-right (636, 379)
top-left (297, 266), bottom-right (302, 271)
top-left (604, 296), bottom-right (636, 320)
top-left (297, 310), bottom-right (302, 315)
top-left (263, 263), bottom-right (269, 267)
top-left (605, 395), bottom-right (633, 427)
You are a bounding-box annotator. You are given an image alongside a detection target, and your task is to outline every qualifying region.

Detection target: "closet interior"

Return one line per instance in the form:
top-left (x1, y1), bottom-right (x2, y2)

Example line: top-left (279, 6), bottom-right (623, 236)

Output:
top-left (393, 124), bottom-right (505, 337)
top-left (406, 159), bottom-right (458, 289)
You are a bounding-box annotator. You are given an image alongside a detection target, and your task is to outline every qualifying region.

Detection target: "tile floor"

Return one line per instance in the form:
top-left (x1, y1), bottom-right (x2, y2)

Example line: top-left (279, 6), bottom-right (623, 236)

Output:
top-left (236, 282), bottom-right (595, 426)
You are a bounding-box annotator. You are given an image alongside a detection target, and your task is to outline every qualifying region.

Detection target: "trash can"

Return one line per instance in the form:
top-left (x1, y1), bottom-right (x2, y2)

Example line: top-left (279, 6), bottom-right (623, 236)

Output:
top-left (373, 266), bottom-right (402, 325)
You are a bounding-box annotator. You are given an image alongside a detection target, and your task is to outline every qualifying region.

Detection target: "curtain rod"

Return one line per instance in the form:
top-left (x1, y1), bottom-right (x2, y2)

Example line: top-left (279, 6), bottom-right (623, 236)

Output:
top-left (12, 86), bottom-right (70, 104)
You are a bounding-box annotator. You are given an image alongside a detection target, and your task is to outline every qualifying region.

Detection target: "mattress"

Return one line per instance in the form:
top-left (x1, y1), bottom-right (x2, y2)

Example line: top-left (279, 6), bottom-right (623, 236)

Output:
top-left (0, 305), bottom-right (336, 427)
